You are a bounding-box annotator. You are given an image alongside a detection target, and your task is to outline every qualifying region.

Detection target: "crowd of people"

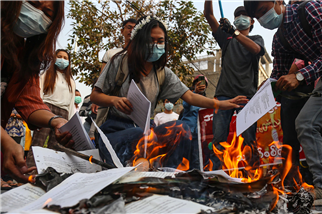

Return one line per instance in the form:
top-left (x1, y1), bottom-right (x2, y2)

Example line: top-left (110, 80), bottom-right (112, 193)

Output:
top-left (1, 0), bottom-right (321, 205)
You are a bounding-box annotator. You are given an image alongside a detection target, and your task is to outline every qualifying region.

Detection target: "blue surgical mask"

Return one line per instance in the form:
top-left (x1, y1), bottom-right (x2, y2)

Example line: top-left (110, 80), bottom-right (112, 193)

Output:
top-left (233, 15), bottom-right (251, 31)
top-left (146, 44), bottom-right (165, 62)
top-left (165, 103), bottom-right (174, 111)
top-left (258, 2), bottom-right (283, 30)
top-left (55, 58), bottom-right (69, 70)
top-left (13, 1), bottom-right (52, 38)
top-left (75, 96), bottom-right (82, 104)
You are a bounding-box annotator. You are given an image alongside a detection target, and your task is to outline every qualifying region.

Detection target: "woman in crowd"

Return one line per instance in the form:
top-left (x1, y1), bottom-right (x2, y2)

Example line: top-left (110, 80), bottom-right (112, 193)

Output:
top-left (91, 15), bottom-right (248, 169)
top-left (1, 1), bottom-right (73, 182)
top-left (26, 49), bottom-right (75, 168)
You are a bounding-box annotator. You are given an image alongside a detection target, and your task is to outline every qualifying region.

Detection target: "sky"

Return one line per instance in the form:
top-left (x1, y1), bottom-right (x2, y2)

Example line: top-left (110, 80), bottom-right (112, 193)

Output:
top-left (56, 0), bottom-right (278, 98)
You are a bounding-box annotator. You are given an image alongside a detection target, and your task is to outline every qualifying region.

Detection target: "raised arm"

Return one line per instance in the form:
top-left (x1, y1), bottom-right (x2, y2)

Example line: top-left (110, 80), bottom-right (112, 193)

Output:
top-left (204, 0), bottom-right (220, 33)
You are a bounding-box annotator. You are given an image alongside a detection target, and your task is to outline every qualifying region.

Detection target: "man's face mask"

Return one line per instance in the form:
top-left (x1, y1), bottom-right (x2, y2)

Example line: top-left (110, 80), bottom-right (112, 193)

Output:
top-left (258, 2), bottom-right (283, 30)
top-left (13, 1), bottom-right (52, 38)
top-left (146, 44), bottom-right (165, 62)
top-left (233, 15), bottom-right (251, 31)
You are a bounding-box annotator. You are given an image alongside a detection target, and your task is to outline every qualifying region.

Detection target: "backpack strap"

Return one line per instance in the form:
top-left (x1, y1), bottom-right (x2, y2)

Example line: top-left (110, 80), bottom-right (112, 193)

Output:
top-left (110, 54), bottom-right (129, 96)
top-left (297, 1), bottom-right (313, 38)
top-left (156, 67), bottom-right (165, 88)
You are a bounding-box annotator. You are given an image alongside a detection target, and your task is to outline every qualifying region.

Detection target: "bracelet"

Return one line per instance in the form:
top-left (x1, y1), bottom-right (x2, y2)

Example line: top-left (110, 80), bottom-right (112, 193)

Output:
top-left (48, 115), bottom-right (63, 131)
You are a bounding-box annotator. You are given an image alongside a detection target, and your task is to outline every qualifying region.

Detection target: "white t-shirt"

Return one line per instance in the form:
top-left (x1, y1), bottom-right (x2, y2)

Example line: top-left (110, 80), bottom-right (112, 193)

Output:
top-left (40, 71), bottom-right (75, 119)
top-left (101, 48), bottom-right (123, 63)
top-left (154, 112), bottom-right (179, 126)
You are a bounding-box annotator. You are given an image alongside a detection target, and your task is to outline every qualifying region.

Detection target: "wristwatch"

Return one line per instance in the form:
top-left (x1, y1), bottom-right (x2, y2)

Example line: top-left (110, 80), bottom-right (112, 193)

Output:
top-left (295, 71), bottom-right (304, 82)
top-left (233, 30), bottom-right (240, 38)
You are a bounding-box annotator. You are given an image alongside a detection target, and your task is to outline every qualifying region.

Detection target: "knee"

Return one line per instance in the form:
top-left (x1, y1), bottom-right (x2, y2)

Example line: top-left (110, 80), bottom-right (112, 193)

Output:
top-left (295, 113), bottom-right (312, 137)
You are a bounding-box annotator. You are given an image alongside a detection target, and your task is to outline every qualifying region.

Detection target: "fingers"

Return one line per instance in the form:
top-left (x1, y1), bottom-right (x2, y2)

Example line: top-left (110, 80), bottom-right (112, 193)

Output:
top-left (91, 104), bottom-right (98, 114)
top-left (115, 97), bottom-right (133, 115)
top-left (55, 130), bottom-right (74, 148)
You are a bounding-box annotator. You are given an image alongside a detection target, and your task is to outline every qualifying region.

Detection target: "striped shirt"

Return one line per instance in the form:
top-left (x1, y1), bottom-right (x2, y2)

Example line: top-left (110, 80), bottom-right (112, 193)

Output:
top-left (271, 1), bottom-right (322, 85)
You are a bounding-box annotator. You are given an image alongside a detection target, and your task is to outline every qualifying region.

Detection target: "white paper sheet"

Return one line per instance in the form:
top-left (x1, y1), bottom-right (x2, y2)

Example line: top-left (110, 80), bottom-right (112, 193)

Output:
top-left (236, 78), bottom-right (277, 136)
top-left (33, 146), bottom-right (102, 174)
top-left (0, 183), bottom-right (46, 212)
top-left (14, 167), bottom-right (134, 212)
top-left (116, 171), bottom-right (177, 183)
top-left (91, 118), bottom-right (123, 168)
top-left (203, 170), bottom-right (243, 183)
top-left (59, 113), bottom-right (95, 151)
top-left (125, 194), bottom-right (214, 214)
top-left (127, 79), bottom-right (151, 135)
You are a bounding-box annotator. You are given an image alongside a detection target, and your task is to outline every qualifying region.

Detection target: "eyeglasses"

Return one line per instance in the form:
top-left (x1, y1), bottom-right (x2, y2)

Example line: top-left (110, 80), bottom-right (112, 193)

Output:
top-left (124, 25), bottom-right (135, 30)
top-left (151, 43), bottom-right (165, 50)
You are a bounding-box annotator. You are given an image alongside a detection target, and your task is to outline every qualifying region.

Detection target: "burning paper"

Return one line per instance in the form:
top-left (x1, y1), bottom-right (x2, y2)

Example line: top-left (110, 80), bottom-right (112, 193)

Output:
top-left (13, 167), bottom-right (134, 212)
top-left (125, 194), bottom-right (215, 213)
top-left (32, 146), bottom-right (102, 174)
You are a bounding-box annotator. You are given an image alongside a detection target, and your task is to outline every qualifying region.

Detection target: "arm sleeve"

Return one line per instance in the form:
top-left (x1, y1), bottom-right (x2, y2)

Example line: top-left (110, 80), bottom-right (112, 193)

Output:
top-left (15, 77), bottom-right (51, 129)
top-left (154, 114), bottom-right (160, 126)
top-left (270, 34), bottom-right (295, 80)
top-left (252, 35), bottom-right (265, 56)
top-left (298, 1), bottom-right (322, 84)
top-left (68, 79), bottom-right (76, 120)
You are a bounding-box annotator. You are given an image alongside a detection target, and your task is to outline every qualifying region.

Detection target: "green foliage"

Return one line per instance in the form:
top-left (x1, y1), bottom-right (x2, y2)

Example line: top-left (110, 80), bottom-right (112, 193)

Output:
top-left (67, 0), bottom-right (215, 86)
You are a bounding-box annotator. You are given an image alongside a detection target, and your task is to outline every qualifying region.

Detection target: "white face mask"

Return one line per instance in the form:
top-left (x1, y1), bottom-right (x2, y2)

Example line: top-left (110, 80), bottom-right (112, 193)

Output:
top-left (13, 1), bottom-right (52, 38)
top-left (258, 2), bottom-right (283, 30)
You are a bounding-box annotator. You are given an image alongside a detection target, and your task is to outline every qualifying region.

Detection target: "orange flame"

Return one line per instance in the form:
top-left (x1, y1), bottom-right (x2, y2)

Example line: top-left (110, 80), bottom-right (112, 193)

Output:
top-left (131, 123), bottom-right (191, 170)
top-left (28, 175), bottom-right (34, 183)
top-left (176, 157), bottom-right (190, 171)
top-left (89, 155), bottom-right (93, 164)
top-left (210, 133), bottom-right (262, 183)
top-left (204, 160), bottom-right (214, 171)
top-left (43, 198), bottom-right (52, 207)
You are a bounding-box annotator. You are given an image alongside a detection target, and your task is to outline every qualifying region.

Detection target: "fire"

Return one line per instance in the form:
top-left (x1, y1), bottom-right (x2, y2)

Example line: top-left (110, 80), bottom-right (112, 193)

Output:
top-left (204, 160), bottom-right (213, 171)
top-left (210, 133), bottom-right (262, 183)
top-left (89, 155), bottom-right (93, 164)
top-left (42, 198), bottom-right (52, 207)
top-left (28, 175), bottom-right (34, 183)
top-left (131, 122), bottom-right (191, 170)
top-left (176, 157), bottom-right (189, 171)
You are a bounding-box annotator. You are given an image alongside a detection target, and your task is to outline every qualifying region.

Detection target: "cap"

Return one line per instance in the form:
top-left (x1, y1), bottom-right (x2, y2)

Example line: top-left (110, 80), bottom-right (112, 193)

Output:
top-left (193, 75), bottom-right (208, 87)
top-left (234, 6), bottom-right (248, 17)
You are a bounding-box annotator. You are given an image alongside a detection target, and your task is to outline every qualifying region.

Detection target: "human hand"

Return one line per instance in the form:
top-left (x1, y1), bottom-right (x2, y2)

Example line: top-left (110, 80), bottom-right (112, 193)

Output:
top-left (91, 104), bottom-right (99, 114)
top-left (113, 97), bottom-right (133, 115)
top-left (217, 95), bottom-right (248, 110)
top-left (1, 133), bottom-right (36, 183)
top-left (219, 18), bottom-right (235, 35)
top-left (52, 118), bottom-right (74, 148)
top-left (195, 81), bottom-right (206, 94)
top-left (275, 74), bottom-right (300, 91)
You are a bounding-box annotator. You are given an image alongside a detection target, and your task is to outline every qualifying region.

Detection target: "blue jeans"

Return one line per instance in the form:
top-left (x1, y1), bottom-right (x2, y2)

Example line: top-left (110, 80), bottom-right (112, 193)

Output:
top-left (296, 80), bottom-right (322, 189)
top-left (98, 116), bottom-right (197, 169)
top-left (211, 96), bottom-right (258, 170)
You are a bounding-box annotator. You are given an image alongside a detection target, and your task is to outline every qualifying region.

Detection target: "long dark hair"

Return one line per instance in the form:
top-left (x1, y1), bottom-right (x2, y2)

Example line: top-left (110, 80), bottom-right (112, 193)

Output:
top-left (113, 16), bottom-right (168, 83)
top-left (1, 1), bottom-right (65, 81)
top-left (43, 49), bottom-right (73, 94)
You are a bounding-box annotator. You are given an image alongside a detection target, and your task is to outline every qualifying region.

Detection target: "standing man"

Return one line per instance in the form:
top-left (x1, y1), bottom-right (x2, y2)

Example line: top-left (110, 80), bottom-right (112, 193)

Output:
top-left (92, 18), bottom-right (137, 127)
top-left (204, 1), bottom-right (265, 170)
top-left (244, 0), bottom-right (322, 202)
top-left (154, 99), bottom-right (179, 126)
top-left (100, 18), bottom-right (137, 72)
